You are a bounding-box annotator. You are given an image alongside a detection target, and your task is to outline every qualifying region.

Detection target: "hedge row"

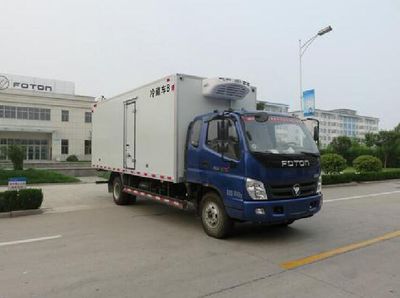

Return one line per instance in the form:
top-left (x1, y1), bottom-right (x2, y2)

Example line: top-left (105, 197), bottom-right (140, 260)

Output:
top-left (322, 169), bottom-right (400, 185)
top-left (0, 189), bottom-right (43, 212)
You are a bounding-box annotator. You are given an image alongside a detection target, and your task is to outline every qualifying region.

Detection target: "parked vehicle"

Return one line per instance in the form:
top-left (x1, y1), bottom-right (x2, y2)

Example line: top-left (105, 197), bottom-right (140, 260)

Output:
top-left (92, 74), bottom-right (322, 238)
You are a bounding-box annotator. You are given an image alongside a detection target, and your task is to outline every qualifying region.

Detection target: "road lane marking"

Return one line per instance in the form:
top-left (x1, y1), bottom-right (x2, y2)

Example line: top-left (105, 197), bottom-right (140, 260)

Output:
top-left (281, 230), bottom-right (400, 270)
top-left (324, 190), bottom-right (400, 203)
top-left (0, 235), bottom-right (62, 247)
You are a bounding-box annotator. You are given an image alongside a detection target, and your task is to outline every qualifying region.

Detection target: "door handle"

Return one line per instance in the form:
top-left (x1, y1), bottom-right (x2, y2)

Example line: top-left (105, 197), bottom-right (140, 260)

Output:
top-left (201, 160), bottom-right (209, 168)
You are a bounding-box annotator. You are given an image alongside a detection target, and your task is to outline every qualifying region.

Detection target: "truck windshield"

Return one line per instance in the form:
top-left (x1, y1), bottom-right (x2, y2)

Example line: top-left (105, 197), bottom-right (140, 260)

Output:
top-left (242, 115), bottom-right (319, 155)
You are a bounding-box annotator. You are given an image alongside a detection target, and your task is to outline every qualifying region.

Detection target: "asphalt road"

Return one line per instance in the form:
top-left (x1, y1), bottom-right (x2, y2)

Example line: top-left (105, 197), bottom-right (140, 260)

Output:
top-left (1, 179), bottom-right (400, 298)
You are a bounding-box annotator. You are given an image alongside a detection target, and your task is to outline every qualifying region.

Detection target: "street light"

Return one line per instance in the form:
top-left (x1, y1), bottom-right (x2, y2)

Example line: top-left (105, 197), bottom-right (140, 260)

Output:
top-left (299, 25), bottom-right (333, 113)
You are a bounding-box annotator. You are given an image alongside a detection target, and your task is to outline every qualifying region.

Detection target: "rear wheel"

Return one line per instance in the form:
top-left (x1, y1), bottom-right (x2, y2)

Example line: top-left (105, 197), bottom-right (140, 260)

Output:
top-left (200, 192), bottom-right (233, 239)
top-left (112, 176), bottom-right (135, 205)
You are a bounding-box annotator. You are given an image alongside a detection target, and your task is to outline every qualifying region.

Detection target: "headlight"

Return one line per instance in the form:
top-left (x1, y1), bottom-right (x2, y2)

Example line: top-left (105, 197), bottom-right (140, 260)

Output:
top-left (246, 178), bottom-right (268, 200)
top-left (317, 175), bottom-right (322, 193)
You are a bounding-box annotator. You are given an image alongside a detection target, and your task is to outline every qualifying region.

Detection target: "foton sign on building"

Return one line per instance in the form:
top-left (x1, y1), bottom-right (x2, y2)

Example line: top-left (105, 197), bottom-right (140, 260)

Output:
top-left (0, 73), bottom-right (75, 95)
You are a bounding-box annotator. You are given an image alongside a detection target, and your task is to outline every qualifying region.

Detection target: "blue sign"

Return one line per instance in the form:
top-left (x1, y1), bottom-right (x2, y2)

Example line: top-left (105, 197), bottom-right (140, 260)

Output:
top-left (8, 177), bottom-right (27, 190)
top-left (303, 89), bottom-right (315, 117)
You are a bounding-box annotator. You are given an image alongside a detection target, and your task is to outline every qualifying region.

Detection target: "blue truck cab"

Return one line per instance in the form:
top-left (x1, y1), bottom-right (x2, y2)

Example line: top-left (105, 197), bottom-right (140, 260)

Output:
top-left (185, 110), bottom-right (322, 237)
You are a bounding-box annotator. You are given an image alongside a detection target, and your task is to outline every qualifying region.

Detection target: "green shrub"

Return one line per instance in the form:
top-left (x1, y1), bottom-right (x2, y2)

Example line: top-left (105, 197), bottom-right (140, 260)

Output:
top-left (6, 191), bottom-right (21, 211)
top-left (7, 145), bottom-right (25, 170)
top-left (18, 189), bottom-right (43, 210)
top-left (0, 189), bottom-right (43, 212)
top-left (321, 153), bottom-right (347, 174)
top-left (322, 169), bottom-right (400, 185)
top-left (0, 190), bottom-right (19, 212)
top-left (353, 155), bottom-right (383, 172)
top-left (0, 191), bottom-right (10, 212)
top-left (66, 155), bottom-right (79, 162)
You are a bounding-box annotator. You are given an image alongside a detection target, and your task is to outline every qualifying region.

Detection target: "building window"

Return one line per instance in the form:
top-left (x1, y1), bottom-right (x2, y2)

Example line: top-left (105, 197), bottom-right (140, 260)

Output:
top-left (61, 139), bottom-right (69, 154)
top-left (85, 112), bottom-right (92, 123)
top-left (5, 106), bottom-right (16, 118)
top-left (0, 105), bottom-right (50, 121)
top-left (0, 138), bottom-right (49, 160)
top-left (40, 108), bottom-right (51, 120)
top-left (84, 140), bottom-right (91, 155)
top-left (62, 110), bottom-right (69, 122)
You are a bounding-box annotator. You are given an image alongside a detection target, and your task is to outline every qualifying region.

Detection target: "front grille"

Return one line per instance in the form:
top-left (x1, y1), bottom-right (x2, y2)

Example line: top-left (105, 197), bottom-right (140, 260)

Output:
top-left (268, 180), bottom-right (317, 200)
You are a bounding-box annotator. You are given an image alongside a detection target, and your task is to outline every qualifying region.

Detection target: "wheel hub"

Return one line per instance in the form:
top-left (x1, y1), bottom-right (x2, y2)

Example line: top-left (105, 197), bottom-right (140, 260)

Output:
top-left (205, 202), bottom-right (219, 227)
top-left (114, 183), bottom-right (121, 199)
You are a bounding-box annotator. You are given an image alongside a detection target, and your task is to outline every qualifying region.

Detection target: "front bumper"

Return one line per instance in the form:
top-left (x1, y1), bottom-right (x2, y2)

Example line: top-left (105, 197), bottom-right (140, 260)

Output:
top-left (226, 194), bottom-right (322, 223)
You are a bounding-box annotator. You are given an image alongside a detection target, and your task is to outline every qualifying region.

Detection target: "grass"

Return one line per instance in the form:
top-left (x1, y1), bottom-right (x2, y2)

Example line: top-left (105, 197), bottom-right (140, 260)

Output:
top-left (343, 167), bottom-right (398, 173)
top-left (97, 171), bottom-right (110, 180)
top-left (0, 169), bottom-right (80, 185)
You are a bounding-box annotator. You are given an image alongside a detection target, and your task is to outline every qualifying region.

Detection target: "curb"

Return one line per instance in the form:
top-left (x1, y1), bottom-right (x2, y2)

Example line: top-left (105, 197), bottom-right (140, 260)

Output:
top-left (0, 208), bottom-right (43, 218)
top-left (323, 178), bottom-right (400, 188)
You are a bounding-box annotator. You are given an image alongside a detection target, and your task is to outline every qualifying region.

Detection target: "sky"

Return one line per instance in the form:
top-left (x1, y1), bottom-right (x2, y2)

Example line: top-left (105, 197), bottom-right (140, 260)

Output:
top-left (1, 0), bottom-right (399, 129)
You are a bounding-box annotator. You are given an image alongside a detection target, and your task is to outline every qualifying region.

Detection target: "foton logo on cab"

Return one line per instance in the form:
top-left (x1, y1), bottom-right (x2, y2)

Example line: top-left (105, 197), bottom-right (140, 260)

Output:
top-left (281, 160), bottom-right (310, 167)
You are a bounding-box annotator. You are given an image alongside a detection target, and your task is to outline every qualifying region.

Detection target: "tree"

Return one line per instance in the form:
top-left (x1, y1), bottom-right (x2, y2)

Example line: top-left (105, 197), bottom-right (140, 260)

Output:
top-left (256, 101), bottom-right (265, 111)
top-left (353, 155), bottom-right (382, 172)
top-left (365, 130), bottom-right (400, 168)
top-left (321, 153), bottom-right (347, 174)
top-left (7, 145), bottom-right (25, 170)
top-left (329, 136), bottom-right (352, 162)
top-left (375, 130), bottom-right (400, 168)
top-left (347, 139), bottom-right (375, 163)
top-left (364, 132), bottom-right (378, 147)
top-left (395, 123), bottom-right (400, 133)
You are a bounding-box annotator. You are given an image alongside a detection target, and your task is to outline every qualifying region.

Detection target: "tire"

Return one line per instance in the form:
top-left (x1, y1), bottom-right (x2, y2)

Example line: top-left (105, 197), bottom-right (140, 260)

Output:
top-left (200, 192), bottom-right (233, 239)
top-left (112, 176), bottom-right (132, 205)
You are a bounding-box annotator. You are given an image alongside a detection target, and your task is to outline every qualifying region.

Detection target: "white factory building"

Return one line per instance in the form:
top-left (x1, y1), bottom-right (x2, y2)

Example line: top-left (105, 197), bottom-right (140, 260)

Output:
top-left (0, 73), bottom-right (94, 161)
top-left (292, 108), bottom-right (379, 147)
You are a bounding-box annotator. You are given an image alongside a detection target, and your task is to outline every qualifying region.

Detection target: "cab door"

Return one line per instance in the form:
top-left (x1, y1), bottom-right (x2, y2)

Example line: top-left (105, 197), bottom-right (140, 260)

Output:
top-left (186, 119), bottom-right (203, 183)
top-left (198, 117), bottom-right (246, 210)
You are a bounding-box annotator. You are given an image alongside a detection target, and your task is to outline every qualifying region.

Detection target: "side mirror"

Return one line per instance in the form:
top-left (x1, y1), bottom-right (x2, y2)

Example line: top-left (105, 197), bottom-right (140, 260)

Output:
top-left (313, 126), bottom-right (319, 142)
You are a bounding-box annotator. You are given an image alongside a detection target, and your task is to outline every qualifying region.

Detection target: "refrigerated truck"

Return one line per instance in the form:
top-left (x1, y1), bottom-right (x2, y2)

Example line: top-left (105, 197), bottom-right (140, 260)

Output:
top-left (92, 74), bottom-right (322, 238)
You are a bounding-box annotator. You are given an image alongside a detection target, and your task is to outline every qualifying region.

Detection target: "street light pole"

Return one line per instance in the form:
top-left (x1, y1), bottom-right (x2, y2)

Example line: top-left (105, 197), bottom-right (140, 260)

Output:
top-left (299, 39), bottom-right (303, 113)
top-left (299, 26), bottom-right (332, 113)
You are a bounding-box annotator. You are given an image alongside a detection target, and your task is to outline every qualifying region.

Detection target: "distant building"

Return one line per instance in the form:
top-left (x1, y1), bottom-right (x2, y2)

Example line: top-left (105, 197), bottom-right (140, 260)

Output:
top-left (258, 101), bottom-right (289, 114)
top-left (291, 108), bottom-right (379, 147)
top-left (0, 73), bottom-right (94, 161)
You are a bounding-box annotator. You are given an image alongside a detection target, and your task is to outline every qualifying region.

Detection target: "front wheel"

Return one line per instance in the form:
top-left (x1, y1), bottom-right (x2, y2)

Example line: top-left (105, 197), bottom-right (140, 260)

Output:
top-left (200, 192), bottom-right (233, 239)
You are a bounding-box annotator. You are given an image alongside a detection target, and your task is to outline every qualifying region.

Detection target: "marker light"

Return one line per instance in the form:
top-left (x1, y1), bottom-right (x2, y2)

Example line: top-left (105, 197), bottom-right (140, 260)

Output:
top-left (317, 175), bottom-right (322, 193)
top-left (255, 208), bottom-right (266, 215)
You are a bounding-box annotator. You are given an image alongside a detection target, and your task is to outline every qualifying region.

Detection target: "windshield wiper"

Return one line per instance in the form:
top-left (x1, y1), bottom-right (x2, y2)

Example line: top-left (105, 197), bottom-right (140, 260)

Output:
top-left (300, 151), bottom-right (320, 157)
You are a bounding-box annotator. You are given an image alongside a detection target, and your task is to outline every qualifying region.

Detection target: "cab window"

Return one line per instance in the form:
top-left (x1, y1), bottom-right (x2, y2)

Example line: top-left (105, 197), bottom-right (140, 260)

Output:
top-left (206, 119), bottom-right (240, 160)
top-left (189, 120), bottom-right (202, 147)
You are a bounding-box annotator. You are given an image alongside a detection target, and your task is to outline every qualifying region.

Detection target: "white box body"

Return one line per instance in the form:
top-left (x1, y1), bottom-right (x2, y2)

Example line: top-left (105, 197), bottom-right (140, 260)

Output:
top-left (92, 74), bottom-right (257, 183)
